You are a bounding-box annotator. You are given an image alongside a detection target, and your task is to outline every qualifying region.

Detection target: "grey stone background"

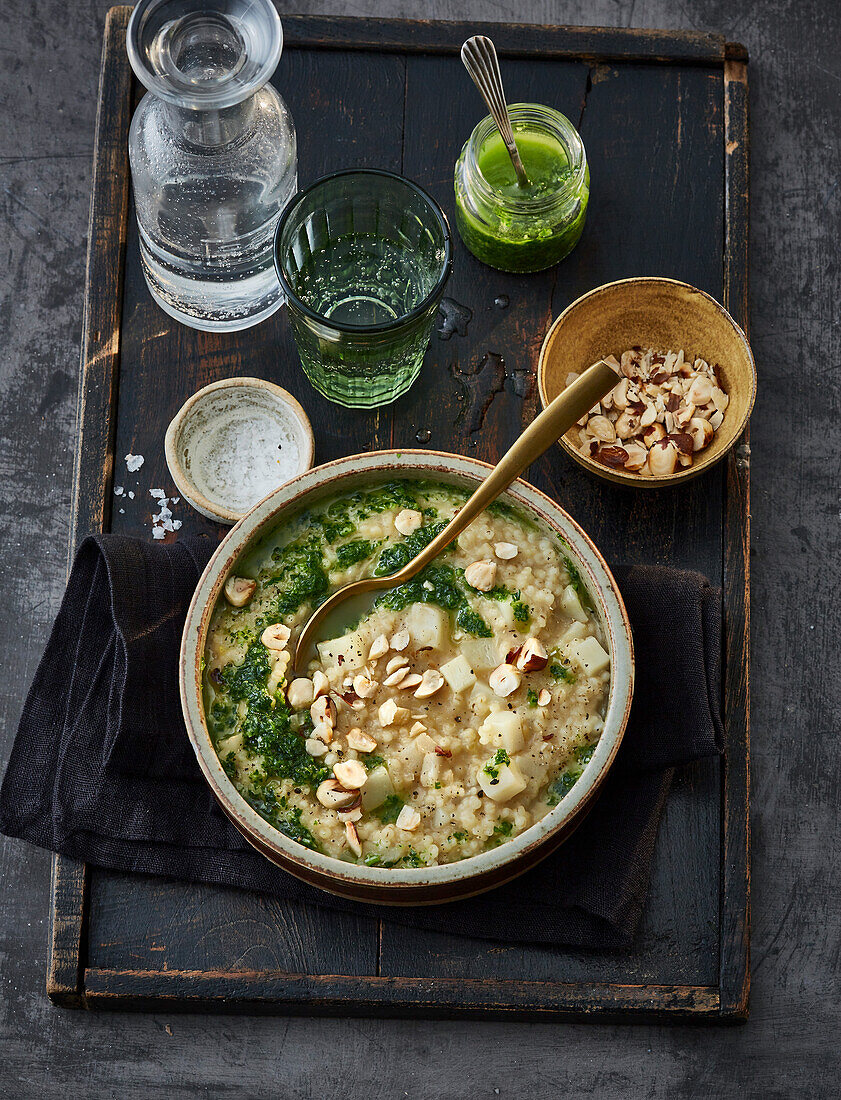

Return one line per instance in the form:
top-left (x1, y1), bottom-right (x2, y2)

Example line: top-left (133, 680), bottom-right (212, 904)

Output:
top-left (0, 0), bottom-right (837, 1095)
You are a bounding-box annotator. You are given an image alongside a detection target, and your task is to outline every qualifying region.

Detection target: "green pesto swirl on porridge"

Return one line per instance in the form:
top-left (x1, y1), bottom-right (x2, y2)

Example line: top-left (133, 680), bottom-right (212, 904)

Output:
top-left (203, 480), bottom-right (610, 868)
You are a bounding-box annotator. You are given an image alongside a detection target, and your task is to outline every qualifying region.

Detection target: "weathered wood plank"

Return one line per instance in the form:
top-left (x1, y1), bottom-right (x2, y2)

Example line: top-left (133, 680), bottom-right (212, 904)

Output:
top-left (48, 3), bottom-right (134, 1008)
top-left (82, 968), bottom-right (722, 1020)
top-left (281, 13), bottom-right (731, 64)
top-left (720, 55), bottom-right (751, 1020)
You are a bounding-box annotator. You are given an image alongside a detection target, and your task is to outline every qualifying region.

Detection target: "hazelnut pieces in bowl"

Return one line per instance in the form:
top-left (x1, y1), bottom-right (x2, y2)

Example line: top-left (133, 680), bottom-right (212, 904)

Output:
top-left (537, 278), bottom-right (757, 487)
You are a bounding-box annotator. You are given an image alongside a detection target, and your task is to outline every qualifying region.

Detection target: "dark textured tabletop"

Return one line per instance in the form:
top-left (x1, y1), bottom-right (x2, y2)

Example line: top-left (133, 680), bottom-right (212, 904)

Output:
top-left (1, 0), bottom-right (836, 1095)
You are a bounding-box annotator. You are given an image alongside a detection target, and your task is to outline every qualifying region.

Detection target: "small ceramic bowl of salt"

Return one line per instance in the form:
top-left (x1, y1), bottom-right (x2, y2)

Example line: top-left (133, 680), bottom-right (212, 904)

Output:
top-left (165, 378), bottom-right (314, 525)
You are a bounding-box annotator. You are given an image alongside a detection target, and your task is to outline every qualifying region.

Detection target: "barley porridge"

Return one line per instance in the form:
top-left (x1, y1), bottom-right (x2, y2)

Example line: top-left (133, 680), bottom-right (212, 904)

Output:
top-left (203, 479), bottom-right (611, 868)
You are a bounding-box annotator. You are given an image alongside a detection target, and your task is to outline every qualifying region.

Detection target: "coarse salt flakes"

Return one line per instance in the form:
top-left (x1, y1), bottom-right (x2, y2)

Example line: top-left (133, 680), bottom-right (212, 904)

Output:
top-left (151, 527), bottom-right (165, 540)
top-left (114, 486), bottom-right (124, 496)
top-left (149, 488), bottom-right (166, 499)
top-left (128, 491), bottom-right (135, 499)
top-left (125, 454), bottom-right (144, 472)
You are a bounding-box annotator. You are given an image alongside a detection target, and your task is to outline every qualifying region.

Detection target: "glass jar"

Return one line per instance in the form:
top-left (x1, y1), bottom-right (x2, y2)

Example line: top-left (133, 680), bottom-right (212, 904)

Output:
top-left (127, 0), bottom-right (297, 331)
top-left (454, 103), bottom-right (589, 274)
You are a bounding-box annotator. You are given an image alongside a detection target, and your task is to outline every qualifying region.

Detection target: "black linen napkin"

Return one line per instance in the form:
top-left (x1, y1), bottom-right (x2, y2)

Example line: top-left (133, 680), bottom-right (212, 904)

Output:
top-left (0, 535), bottom-right (723, 949)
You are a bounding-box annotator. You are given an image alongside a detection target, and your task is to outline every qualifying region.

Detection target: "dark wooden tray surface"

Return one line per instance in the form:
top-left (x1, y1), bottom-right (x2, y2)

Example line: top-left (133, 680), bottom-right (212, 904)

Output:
top-left (49, 7), bottom-right (750, 1021)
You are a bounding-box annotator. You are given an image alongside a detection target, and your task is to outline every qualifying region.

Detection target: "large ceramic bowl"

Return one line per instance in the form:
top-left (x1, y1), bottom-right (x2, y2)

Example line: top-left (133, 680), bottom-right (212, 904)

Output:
top-left (180, 451), bottom-right (634, 905)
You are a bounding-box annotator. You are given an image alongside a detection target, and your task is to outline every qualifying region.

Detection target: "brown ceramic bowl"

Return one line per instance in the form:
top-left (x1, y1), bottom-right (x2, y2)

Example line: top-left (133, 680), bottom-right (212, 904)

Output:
top-left (180, 451), bottom-right (635, 905)
top-left (537, 277), bottom-right (756, 487)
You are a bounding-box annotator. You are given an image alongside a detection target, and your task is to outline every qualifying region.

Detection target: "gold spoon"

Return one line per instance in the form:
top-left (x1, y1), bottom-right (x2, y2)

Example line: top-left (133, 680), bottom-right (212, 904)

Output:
top-left (291, 358), bottom-right (619, 672)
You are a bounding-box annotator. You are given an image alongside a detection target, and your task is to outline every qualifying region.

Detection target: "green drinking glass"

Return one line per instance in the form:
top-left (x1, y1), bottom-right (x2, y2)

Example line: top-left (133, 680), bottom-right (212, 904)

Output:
top-left (274, 169), bottom-right (452, 408)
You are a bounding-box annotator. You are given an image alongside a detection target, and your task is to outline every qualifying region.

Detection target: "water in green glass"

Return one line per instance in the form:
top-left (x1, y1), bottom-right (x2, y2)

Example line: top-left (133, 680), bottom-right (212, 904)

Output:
top-left (294, 234), bottom-right (435, 327)
top-left (285, 230), bottom-right (446, 407)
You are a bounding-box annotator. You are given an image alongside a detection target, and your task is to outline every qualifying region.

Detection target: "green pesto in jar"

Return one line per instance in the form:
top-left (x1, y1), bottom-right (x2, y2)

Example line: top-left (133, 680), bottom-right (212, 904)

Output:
top-left (454, 103), bottom-right (589, 273)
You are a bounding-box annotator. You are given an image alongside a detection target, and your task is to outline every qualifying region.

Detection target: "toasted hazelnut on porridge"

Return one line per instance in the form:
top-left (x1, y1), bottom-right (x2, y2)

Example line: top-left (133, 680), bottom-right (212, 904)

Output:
top-left (538, 688), bottom-right (552, 707)
top-left (304, 738), bottom-right (328, 757)
top-left (398, 672), bottom-right (423, 690)
top-left (494, 541), bottom-right (518, 559)
top-left (390, 630), bottom-right (410, 652)
top-left (312, 670), bottom-right (330, 698)
top-left (489, 663), bottom-right (522, 697)
top-left (396, 805), bottom-right (421, 831)
top-left (394, 508), bottom-right (423, 536)
top-left (311, 695), bottom-right (337, 727)
top-left (286, 677), bottom-right (315, 709)
top-left (352, 673), bottom-right (378, 698)
top-left (224, 576), bottom-right (256, 607)
top-left (414, 669), bottom-right (445, 698)
top-left (386, 655), bottom-right (410, 674)
top-left (260, 623), bottom-right (291, 650)
top-left (316, 779), bottom-right (358, 810)
top-left (379, 698), bottom-right (409, 727)
top-left (516, 638), bottom-right (549, 672)
top-left (368, 633), bottom-right (390, 661)
top-left (310, 721), bottom-right (333, 745)
top-left (464, 559), bottom-right (498, 592)
top-left (383, 666), bottom-right (411, 687)
top-left (345, 821), bottom-right (362, 856)
top-left (347, 728), bottom-right (378, 753)
top-left (333, 760), bottom-right (368, 789)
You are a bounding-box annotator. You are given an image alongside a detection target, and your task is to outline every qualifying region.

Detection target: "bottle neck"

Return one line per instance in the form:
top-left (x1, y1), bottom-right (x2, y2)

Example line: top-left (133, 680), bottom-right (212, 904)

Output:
top-left (162, 95), bottom-right (256, 147)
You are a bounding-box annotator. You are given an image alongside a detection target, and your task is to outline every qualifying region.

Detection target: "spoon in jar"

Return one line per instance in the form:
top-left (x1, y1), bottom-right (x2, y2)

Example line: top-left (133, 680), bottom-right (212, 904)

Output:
top-left (461, 35), bottom-right (530, 189)
top-left (290, 358), bottom-right (619, 672)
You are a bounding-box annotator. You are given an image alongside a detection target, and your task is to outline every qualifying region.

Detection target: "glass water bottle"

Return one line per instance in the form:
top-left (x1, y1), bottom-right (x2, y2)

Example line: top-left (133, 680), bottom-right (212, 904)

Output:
top-left (127, 0), bottom-right (298, 331)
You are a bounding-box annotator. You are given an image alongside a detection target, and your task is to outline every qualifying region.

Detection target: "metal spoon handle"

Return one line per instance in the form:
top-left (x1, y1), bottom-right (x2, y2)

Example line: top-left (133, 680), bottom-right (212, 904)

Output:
top-left (392, 359), bottom-right (618, 580)
top-left (461, 35), bottom-right (530, 188)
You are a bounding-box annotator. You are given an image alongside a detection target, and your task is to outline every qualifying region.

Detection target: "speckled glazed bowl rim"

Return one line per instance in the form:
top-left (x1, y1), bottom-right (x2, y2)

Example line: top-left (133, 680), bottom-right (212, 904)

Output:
top-left (179, 450), bottom-right (634, 904)
top-left (537, 277), bottom-right (757, 488)
top-left (164, 377), bottom-right (315, 525)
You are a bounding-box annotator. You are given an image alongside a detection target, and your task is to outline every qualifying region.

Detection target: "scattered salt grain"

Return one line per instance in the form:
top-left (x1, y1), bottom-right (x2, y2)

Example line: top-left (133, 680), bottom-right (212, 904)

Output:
top-left (149, 492), bottom-right (184, 540)
top-left (125, 454), bottom-right (144, 472)
top-left (119, 508), bottom-right (125, 514)
top-left (128, 491), bottom-right (135, 499)
top-left (114, 486), bottom-right (124, 496)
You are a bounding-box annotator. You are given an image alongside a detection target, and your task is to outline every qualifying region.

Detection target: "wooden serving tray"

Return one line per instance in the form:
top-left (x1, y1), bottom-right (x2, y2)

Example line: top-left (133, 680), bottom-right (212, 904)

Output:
top-left (50, 8), bottom-right (750, 1021)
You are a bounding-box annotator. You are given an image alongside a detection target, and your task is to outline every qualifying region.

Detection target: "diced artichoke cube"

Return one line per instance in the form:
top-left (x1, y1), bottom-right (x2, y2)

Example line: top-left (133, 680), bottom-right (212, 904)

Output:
top-left (317, 630), bottom-right (367, 671)
top-left (561, 583), bottom-right (588, 623)
top-left (406, 603), bottom-right (448, 649)
top-left (476, 758), bottom-right (527, 803)
top-left (440, 654), bottom-right (476, 693)
top-left (478, 711), bottom-right (524, 753)
top-left (567, 635), bottom-right (610, 675)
